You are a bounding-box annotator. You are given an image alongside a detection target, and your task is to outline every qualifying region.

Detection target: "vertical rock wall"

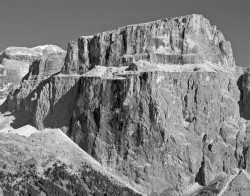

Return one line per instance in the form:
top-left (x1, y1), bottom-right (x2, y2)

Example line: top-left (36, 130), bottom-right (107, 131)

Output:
top-left (67, 70), bottom-right (241, 195)
top-left (63, 14), bottom-right (235, 75)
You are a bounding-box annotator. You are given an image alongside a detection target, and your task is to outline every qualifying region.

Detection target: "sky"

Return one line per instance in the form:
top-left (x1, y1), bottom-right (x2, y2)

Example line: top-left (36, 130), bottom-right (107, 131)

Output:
top-left (0, 0), bottom-right (249, 67)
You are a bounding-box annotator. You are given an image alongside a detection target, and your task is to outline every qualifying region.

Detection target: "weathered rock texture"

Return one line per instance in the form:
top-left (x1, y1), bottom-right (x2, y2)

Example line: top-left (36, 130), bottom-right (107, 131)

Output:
top-left (0, 59), bottom-right (29, 99)
top-left (4, 14), bottom-right (250, 195)
top-left (24, 52), bottom-right (66, 81)
top-left (63, 14), bottom-right (234, 75)
top-left (0, 45), bottom-right (66, 100)
top-left (0, 45), bottom-right (65, 63)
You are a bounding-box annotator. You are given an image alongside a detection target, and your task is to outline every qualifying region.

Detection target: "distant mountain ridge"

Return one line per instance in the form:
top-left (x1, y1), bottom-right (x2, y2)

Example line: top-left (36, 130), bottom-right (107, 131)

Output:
top-left (0, 45), bottom-right (65, 100)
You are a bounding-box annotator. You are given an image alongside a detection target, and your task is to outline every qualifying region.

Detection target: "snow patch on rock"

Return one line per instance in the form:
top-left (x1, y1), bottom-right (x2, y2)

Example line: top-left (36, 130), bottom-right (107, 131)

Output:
top-left (9, 125), bottom-right (38, 137)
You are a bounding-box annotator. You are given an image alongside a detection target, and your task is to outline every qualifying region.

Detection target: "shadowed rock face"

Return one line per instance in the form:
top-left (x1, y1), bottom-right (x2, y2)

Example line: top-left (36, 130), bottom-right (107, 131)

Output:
top-left (5, 66), bottom-right (246, 195)
top-left (63, 14), bottom-right (234, 75)
top-left (70, 70), bottom-right (241, 195)
top-left (4, 14), bottom-right (250, 195)
top-left (24, 52), bottom-right (66, 81)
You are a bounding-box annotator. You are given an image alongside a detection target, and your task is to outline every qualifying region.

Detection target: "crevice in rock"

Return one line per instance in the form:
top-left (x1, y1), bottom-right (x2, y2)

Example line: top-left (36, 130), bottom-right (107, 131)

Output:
top-left (242, 145), bottom-right (249, 169)
top-left (111, 80), bottom-right (124, 109)
top-left (195, 159), bottom-right (206, 186)
top-left (149, 99), bottom-right (158, 123)
top-left (194, 86), bottom-right (198, 105)
top-left (180, 27), bottom-right (185, 54)
top-left (208, 143), bottom-right (212, 152)
top-left (105, 34), bottom-right (113, 66)
top-left (87, 36), bottom-right (101, 69)
top-left (237, 74), bottom-right (244, 116)
top-left (120, 30), bottom-right (127, 55)
top-left (170, 30), bottom-right (175, 52)
top-left (195, 134), bottom-right (207, 186)
top-left (183, 95), bottom-right (188, 108)
top-left (202, 134), bottom-right (207, 143)
top-left (182, 94), bottom-right (195, 123)
top-left (181, 28), bottom-right (185, 40)
top-left (140, 72), bottom-right (148, 83)
top-left (135, 124), bottom-right (143, 147)
top-left (236, 72), bottom-right (250, 120)
top-left (235, 130), bottom-right (242, 168)
top-left (78, 40), bottom-right (85, 64)
top-left (105, 46), bottom-right (111, 65)
top-left (93, 106), bottom-right (101, 130)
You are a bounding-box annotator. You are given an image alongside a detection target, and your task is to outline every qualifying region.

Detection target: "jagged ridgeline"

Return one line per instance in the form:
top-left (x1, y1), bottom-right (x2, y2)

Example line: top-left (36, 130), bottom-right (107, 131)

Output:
top-left (2, 14), bottom-right (250, 195)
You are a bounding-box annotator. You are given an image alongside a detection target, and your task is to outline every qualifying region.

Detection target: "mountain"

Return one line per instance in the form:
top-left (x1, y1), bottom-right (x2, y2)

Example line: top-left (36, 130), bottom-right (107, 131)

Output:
top-left (0, 45), bottom-right (66, 101)
top-left (1, 14), bottom-right (250, 195)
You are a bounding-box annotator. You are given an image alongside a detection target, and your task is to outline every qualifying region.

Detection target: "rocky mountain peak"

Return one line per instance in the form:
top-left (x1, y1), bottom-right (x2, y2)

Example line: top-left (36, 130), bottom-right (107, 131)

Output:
top-left (63, 14), bottom-right (234, 75)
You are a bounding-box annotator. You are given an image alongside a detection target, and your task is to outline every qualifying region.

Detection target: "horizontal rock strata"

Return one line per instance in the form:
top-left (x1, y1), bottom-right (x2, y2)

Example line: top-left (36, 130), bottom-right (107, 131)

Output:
top-left (63, 14), bottom-right (234, 75)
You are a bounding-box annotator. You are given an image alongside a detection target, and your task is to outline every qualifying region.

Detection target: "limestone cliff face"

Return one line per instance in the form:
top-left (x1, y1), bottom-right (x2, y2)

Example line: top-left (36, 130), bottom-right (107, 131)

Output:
top-left (63, 14), bottom-right (234, 75)
top-left (238, 68), bottom-right (250, 120)
top-left (24, 52), bottom-right (66, 80)
top-left (0, 45), bottom-right (65, 100)
top-left (4, 14), bottom-right (250, 195)
top-left (0, 45), bottom-right (65, 63)
top-left (70, 69), bottom-right (242, 195)
top-left (0, 58), bottom-right (29, 99)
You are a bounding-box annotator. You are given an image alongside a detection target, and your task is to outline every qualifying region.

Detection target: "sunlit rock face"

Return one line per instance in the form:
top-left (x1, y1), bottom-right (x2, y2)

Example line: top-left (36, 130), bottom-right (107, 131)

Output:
top-left (0, 45), bottom-right (65, 100)
top-left (0, 129), bottom-right (142, 196)
top-left (0, 60), bottom-right (29, 99)
top-left (63, 14), bottom-right (235, 75)
top-left (4, 14), bottom-right (250, 196)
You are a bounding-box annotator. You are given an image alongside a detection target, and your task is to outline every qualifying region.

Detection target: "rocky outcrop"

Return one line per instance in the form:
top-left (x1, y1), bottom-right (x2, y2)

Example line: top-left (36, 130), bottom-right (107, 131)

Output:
top-left (4, 14), bottom-right (250, 195)
top-left (0, 59), bottom-right (29, 99)
top-left (0, 45), bottom-right (65, 100)
top-left (63, 14), bottom-right (234, 75)
top-left (24, 52), bottom-right (66, 81)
